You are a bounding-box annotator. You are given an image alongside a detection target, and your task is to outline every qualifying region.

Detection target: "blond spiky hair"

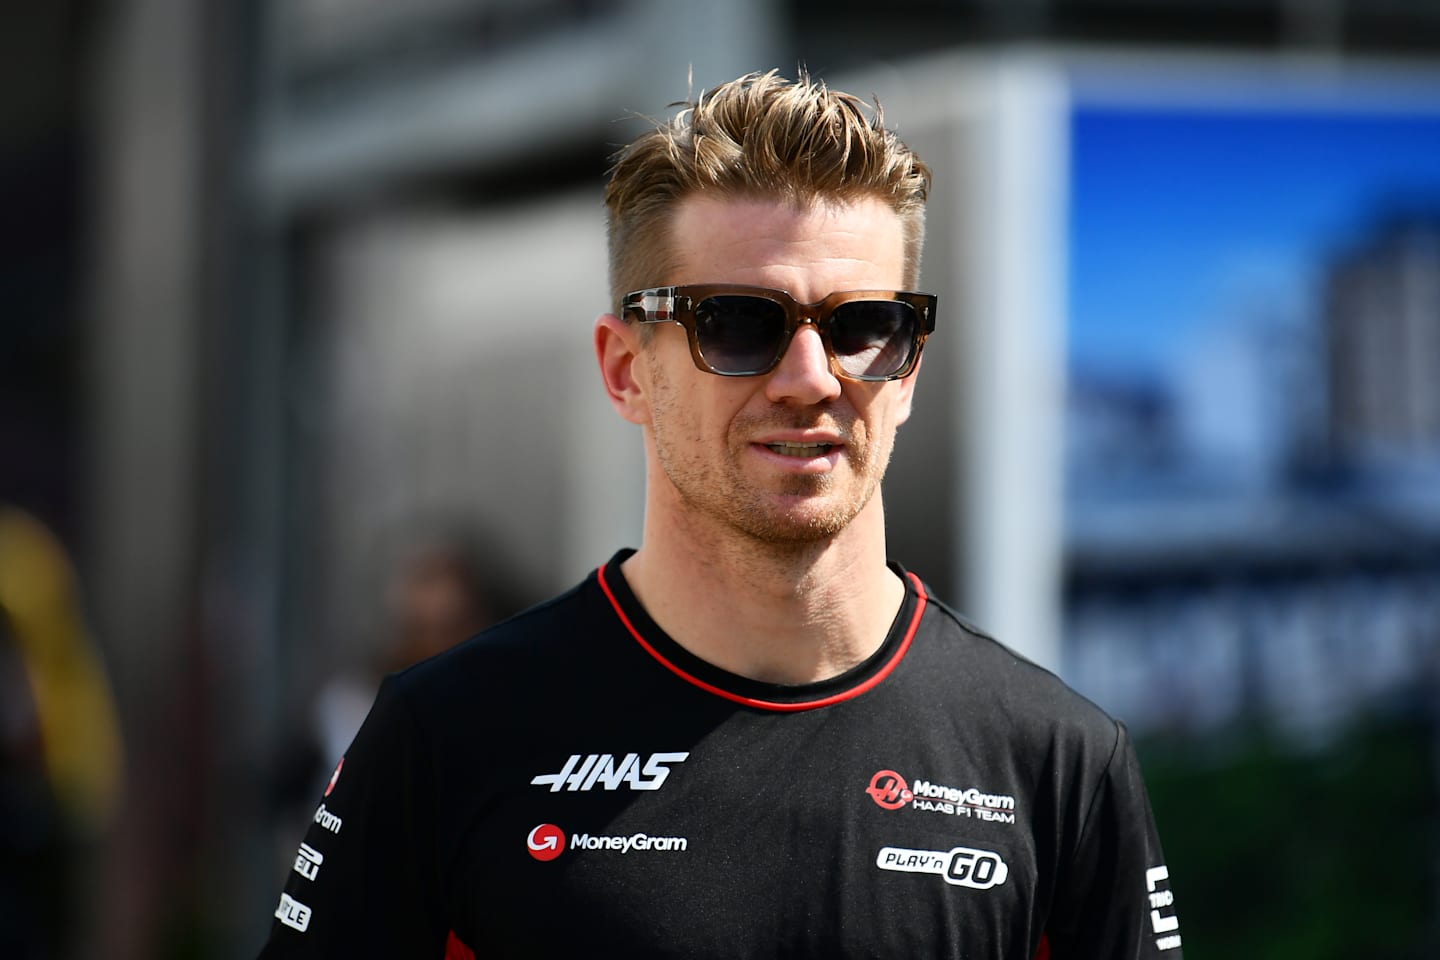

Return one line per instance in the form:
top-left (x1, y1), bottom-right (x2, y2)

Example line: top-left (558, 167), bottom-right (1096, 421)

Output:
top-left (604, 69), bottom-right (932, 311)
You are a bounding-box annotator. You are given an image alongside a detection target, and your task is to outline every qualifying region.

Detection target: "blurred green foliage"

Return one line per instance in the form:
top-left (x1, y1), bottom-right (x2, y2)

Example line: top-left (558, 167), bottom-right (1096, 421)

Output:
top-left (1138, 708), bottom-right (1439, 959)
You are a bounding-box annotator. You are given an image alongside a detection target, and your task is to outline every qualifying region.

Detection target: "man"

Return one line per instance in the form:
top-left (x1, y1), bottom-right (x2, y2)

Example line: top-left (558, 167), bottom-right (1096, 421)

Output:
top-left (259, 69), bottom-right (1182, 958)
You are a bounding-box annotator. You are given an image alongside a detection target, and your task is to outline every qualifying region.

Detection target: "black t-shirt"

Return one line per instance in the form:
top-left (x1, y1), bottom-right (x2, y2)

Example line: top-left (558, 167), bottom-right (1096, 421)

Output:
top-left (259, 551), bottom-right (1183, 958)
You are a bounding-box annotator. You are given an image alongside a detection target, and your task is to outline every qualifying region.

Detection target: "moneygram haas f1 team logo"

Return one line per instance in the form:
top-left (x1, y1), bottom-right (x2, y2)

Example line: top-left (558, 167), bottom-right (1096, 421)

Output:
top-left (867, 768), bottom-right (1018, 824)
top-left (866, 770), bottom-right (914, 810)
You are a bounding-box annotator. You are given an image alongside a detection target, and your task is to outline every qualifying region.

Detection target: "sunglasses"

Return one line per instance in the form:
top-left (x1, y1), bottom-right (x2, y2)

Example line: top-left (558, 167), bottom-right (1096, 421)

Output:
top-left (621, 284), bottom-right (936, 382)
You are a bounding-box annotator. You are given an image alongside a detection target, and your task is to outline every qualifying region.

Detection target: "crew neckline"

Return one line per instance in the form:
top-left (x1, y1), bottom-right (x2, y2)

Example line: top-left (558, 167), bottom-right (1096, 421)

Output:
top-left (595, 548), bottom-right (927, 712)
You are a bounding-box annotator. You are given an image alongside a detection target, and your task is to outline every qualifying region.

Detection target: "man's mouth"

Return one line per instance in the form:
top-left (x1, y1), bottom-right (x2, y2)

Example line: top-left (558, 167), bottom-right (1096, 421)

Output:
top-left (764, 441), bottom-right (836, 458)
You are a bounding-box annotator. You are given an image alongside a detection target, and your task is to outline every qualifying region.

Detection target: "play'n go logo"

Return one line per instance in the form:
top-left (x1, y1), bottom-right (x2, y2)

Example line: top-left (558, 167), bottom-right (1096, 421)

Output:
top-left (876, 844), bottom-right (1010, 890)
top-left (867, 770), bottom-right (913, 810)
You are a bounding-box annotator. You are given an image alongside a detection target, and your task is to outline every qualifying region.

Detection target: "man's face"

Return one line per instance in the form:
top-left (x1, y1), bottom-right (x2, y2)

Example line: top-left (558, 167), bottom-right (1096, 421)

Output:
top-left (634, 193), bottom-right (921, 546)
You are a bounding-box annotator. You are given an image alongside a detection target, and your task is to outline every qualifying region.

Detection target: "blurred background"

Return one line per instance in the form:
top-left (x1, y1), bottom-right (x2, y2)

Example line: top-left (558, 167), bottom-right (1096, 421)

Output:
top-left (3, 0), bottom-right (1440, 957)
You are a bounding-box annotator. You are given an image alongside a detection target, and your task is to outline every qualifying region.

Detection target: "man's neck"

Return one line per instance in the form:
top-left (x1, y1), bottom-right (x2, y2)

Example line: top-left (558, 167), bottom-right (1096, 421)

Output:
top-left (620, 502), bottom-right (905, 686)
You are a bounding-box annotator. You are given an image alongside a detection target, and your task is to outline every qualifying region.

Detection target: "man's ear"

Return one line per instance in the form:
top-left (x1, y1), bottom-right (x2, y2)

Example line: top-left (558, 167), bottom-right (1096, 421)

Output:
top-left (594, 313), bottom-right (650, 425)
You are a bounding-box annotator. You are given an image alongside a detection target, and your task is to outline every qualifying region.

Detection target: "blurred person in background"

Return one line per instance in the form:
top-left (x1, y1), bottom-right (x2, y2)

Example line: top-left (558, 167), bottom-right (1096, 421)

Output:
top-left (314, 535), bottom-right (508, 770)
top-left (272, 533), bottom-right (513, 814)
top-left (0, 505), bottom-right (123, 960)
top-left (259, 69), bottom-right (1181, 958)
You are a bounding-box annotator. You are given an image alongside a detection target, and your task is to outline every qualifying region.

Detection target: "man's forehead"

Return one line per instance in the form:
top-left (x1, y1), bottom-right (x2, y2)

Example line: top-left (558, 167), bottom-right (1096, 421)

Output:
top-left (672, 192), bottom-right (892, 227)
top-left (665, 193), bottom-right (906, 292)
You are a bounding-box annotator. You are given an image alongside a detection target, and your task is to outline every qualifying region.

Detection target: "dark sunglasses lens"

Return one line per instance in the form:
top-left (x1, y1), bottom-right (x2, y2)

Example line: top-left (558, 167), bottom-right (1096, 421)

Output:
top-left (694, 296), bottom-right (788, 374)
top-left (829, 300), bottom-right (917, 378)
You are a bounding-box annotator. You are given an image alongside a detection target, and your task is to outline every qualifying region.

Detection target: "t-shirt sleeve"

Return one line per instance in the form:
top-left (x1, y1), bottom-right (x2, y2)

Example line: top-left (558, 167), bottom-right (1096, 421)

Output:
top-left (258, 676), bottom-right (449, 958)
top-left (1046, 721), bottom-right (1184, 959)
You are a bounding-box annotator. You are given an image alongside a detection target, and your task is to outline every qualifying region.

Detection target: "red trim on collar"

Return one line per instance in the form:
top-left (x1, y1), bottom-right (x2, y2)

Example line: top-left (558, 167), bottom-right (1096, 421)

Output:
top-left (597, 563), bottom-right (926, 712)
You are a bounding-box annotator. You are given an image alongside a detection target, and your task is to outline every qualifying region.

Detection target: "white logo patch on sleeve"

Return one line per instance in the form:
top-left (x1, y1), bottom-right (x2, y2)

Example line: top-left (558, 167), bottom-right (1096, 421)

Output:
top-left (275, 893), bottom-right (313, 933)
top-left (1146, 865), bottom-right (1182, 951)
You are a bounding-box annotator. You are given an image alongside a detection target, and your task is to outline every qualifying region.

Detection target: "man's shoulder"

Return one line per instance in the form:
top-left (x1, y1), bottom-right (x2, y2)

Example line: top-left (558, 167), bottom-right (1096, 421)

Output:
top-left (386, 572), bottom-right (603, 704)
top-left (914, 586), bottom-right (1122, 743)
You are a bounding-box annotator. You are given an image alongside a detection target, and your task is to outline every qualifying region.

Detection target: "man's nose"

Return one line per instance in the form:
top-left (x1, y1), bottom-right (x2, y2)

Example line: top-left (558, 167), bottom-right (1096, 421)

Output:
top-left (764, 323), bottom-right (843, 404)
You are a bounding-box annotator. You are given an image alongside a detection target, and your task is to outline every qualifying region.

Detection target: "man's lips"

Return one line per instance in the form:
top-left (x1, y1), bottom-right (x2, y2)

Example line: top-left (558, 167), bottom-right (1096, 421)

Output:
top-left (761, 440), bottom-right (837, 458)
top-left (748, 427), bottom-right (848, 467)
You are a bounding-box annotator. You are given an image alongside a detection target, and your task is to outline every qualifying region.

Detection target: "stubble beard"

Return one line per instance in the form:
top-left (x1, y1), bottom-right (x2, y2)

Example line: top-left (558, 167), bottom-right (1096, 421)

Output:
top-left (644, 351), bottom-right (900, 550)
top-left (653, 407), bottom-right (893, 549)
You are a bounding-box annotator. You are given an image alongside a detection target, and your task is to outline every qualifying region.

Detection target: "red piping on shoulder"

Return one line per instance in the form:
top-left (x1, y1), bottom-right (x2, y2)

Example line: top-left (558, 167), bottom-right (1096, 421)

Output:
top-left (444, 929), bottom-right (474, 960)
top-left (597, 562), bottom-right (926, 712)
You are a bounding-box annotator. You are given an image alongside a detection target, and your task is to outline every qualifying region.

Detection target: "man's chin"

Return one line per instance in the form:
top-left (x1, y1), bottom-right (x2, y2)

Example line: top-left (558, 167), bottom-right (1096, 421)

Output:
top-left (732, 497), bottom-right (865, 546)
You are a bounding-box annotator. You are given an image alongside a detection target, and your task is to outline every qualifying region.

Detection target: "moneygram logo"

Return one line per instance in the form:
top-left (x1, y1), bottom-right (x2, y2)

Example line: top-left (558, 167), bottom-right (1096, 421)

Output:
top-left (876, 844), bottom-right (1010, 890)
top-left (525, 824), bottom-right (689, 863)
top-left (866, 770), bottom-right (914, 810)
top-left (527, 823), bottom-right (566, 862)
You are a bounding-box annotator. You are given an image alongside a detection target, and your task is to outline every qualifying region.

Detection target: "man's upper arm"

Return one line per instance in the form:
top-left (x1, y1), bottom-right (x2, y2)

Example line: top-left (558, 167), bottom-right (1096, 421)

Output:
top-left (1047, 722), bottom-right (1183, 959)
top-left (258, 677), bottom-right (448, 958)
